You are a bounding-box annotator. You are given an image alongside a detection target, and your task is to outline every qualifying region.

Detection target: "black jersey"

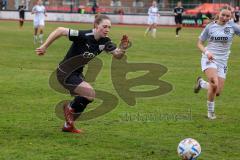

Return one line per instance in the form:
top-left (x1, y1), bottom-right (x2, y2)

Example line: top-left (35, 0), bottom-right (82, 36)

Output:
top-left (234, 10), bottom-right (240, 22)
top-left (18, 5), bottom-right (26, 18)
top-left (60, 29), bottom-right (115, 73)
top-left (174, 7), bottom-right (184, 18)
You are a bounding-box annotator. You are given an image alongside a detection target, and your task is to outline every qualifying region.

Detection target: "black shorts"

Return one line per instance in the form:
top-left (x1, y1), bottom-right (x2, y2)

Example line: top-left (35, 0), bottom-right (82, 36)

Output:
top-left (175, 16), bottom-right (182, 24)
top-left (19, 12), bottom-right (25, 19)
top-left (57, 67), bottom-right (85, 95)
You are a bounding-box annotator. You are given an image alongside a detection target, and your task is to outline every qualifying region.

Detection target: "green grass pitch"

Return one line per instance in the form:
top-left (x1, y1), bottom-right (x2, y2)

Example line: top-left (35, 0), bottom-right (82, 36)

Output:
top-left (0, 20), bottom-right (240, 160)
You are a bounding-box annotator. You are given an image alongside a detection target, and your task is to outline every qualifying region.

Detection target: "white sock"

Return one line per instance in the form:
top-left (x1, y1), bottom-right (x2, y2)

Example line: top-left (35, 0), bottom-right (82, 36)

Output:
top-left (39, 34), bottom-right (43, 42)
top-left (145, 27), bottom-right (150, 35)
top-left (207, 101), bottom-right (215, 113)
top-left (64, 122), bottom-right (69, 128)
top-left (34, 35), bottom-right (37, 41)
top-left (200, 79), bottom-right (209, 89)
top-left (152, 28), bottom-right (156, 38)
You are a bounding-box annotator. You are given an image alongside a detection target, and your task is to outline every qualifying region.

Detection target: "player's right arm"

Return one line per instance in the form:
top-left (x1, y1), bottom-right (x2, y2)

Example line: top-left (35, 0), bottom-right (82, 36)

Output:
top-left (197, 24), bottom-right (213, 61)
top-left (231, 21), bottom-right (240, 35)
top-left (36, 27), bottom-right (69, 56)
top-left (31, 6), bottom-right (36, 14)
top-left (148, 7), bottom-right (151, 15)
top-left (173, 8), bottom-right (177, 16)
top-left (197, 39), bottom-right (214, 61)
top-left (44, 6), bottom-right (47, 17)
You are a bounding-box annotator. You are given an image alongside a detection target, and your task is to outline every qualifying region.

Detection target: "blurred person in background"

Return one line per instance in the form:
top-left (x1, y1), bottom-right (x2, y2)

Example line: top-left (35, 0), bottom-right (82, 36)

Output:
top-left (2, 0), bottom-right (7, 10)
top-left (174, 1), bottom-right (184, 37)
top-left (206, 11), bottom-right (212, 20)
top-left (233, 6), bottom-right (240, 24)
top-left (32, 0), bottom-right (47, 44)
top-left (0, 0), bottom-right (3, 10)
top-left (118, 8), bottom-right (124, 24)
top-left (196, 11), bottom-right (203, 27)
top-left (144, 1), bottom-right (160, 38)
top-left (92, 1), bottom-right (98, 14)
top-left (18, 0), bottom-right (26, 28)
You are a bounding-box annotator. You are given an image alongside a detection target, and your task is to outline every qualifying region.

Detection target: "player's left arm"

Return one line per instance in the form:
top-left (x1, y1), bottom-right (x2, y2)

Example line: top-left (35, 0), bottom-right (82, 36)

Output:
top-left (148, 7), bottom-right (151, 15)
top-left (157, 9), bottom-right (160, 17)
top-left (31, 6), bottom-right (36, 14)
top-left (104, 41), bottom-right (125, 59)
top-left (105, 35), bottom-right (132, 59)
top-left (231, 21), bottom-right (240, 35)
top-left (44, 7), bottom-right (47, 16)
top-left (173, 8), bottom-right (177, 16)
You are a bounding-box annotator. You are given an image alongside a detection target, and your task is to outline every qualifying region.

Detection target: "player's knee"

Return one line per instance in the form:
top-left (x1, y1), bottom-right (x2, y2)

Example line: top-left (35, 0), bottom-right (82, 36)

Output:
top-left (209, 77), bottom-right (218, 89)
top-left (210, 84), bottom-right (218, 93)
top-left (86, 89), bottom-right (95, 101)
top-left (82, 87), bottom-right (95, 101)
top-left (211, 84), bottom-right (218, 92)
top-left (74, 82), bottom-right (95, 100)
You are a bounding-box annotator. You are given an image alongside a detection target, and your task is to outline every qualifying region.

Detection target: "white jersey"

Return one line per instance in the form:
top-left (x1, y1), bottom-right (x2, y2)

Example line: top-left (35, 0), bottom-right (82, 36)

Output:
top-left (147, 6), bottom-right (159, 24)
top-left (199, 21), bottom-right (240, 62)
top-left (148, 6), bottom-right (159, 17)
top-left (32, 5), bottom-right (46, 21)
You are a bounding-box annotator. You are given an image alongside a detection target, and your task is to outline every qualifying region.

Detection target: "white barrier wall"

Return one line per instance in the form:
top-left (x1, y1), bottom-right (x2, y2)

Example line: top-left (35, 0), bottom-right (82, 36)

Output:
top-left (0, 11), bottom-right (175, 25)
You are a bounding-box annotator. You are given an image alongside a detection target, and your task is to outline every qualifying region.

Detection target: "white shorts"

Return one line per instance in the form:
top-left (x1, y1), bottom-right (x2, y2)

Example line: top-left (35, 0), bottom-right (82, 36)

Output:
top-left (33, 19), bottom-right (45, 28)
top-left (148, 16), bottom-right (158, 24)
top-left (201, 56), bottom-right (228, 79)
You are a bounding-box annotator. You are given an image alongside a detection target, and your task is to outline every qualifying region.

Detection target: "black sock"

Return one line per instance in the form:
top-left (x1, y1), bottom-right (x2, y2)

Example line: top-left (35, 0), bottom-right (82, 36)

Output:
top-left (70, 96), bottom-right (92, 120)
top-left (176, 27), bottom-right (179, 35)
top-left (70, 96), bottom-right (92, 113)
top-left (176, 27), bottom-right (182, 35)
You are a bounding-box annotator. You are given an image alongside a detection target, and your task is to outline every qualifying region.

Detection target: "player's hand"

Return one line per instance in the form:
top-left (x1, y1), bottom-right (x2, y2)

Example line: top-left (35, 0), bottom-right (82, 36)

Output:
top-left (205, 51), bottom-right (214, 61)
top-left (119, 35), bottom-right (132, 51)
top-left (112, 48), bottom-right (126, 59)
top-left (36, 46), bottom-right (46, 56)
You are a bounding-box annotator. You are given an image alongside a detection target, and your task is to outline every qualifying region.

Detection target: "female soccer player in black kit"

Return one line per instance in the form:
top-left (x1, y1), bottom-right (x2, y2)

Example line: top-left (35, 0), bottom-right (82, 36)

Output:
top-left (234, 6), bottom-right (240, 24)
top-left (18, 0), bottom-right (26, 28)
top-left (35, 15), bottom-right (130, 133)
top-left (174, 1), bottom-right (184, 37)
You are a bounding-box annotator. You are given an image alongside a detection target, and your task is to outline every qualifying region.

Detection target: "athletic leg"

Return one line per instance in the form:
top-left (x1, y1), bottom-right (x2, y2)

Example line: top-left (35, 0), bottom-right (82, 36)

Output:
top-left (176, 24), bottom-right (181, 37)
top-left (151, 23), bottom-right (157, 38)
top-left (205, 68), bottom-right (218, 119)
top-left (34, 27), bottom-right (38, 44)
top-left (60, 71), bottom-right (95, 133)
top-left (39, 25), bottom-right (44, 44)
top-left (145, 24), bottom-right (152, 36)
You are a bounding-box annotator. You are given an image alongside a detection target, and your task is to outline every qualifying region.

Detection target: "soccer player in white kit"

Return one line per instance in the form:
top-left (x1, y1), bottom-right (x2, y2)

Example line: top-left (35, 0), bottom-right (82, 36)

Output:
top-left (194, 6), bottom-right (240, 119)
top-left (32, 0), bottom-right (47, 44)
top-left (144, 1), bottom-right (159, 38)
